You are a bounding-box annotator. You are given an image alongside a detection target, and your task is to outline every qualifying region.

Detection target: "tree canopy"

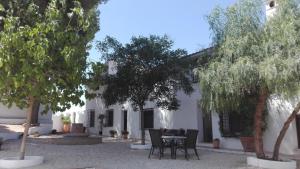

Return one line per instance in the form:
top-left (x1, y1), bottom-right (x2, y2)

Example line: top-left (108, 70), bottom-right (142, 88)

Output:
top-left (0, 0), bottom-right (102, 159)
top-left (96, 35), bottom-right (194, 110)
top-left (200, 0), bottom-right (300, 160)
top-left (0, 0), bottom-right (101, 112)
top-left (200, 0), bottom-right (300, 113)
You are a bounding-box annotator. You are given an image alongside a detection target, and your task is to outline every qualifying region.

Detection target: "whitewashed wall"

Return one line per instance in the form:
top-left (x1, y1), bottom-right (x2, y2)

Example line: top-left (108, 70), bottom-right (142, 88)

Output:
top-left (0, 103), bottom-right (52, 124)
top-left (212, 95), bottom-right (299, 155)
top-left (211, 112), bottom-right (243, 150)
top-left (263, 96), bottom-right (299, 155)
top-left (0, 103), bottom-right (26, 118)
top-left (85, 84), bottom-right (204, 142)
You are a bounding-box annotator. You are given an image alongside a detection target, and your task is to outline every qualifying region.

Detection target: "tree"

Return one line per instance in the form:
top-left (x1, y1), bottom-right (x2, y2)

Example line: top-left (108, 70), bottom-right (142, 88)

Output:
top-left (200, 0), bottom-right (300, 160)
top-left (93, 35), bottom-right (193, 144)
top-left (0, 0), bottom-right (101, 159)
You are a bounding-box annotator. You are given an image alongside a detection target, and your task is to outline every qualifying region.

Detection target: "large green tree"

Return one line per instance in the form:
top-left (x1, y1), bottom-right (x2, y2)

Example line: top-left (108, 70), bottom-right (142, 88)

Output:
top-left (0, 0), bottom-right (102, 159)
top-left (200, 0), bottom-right (300, 160)
top-left (92, 35), bottom-right (193, 144)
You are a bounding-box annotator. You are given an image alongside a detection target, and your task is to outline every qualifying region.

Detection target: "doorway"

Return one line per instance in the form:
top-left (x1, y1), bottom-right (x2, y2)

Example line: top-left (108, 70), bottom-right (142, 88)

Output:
top-left (203, 112), bottom-right (213, 143)
top-left (296, 114), bottom-right (300, 148)
top-left (123, 110), bottom-right (127, 131)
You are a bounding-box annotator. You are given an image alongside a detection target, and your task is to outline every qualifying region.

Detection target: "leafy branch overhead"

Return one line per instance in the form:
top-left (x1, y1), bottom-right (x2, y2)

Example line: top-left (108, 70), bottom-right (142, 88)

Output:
top-left (0, 0), bottom-right (101, 112)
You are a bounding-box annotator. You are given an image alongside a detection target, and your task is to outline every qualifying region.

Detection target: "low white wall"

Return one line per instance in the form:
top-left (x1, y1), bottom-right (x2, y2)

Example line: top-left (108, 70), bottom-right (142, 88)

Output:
top-left (0, 103), bottom-right (52, 124)
top-left (52, 115), bottom-right (63, 132)
top-left (0, 103), bottom-right (26, 119)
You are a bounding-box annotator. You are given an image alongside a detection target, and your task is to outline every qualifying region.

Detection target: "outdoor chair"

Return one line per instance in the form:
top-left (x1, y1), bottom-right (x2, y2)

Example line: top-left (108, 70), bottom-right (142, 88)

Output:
top-left (175, 129), bottom-right (199, 160)
top-left (177, 128), bottom-right (185, 136)
top-left (164, 129), bottom-right (178, 136)
top-left (148, 129), bottom-right (164, 159)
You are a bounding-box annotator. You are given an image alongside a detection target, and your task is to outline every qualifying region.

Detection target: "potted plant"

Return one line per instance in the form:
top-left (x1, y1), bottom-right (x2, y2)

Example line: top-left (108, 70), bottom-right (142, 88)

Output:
top-left (122, 130), bottom-right (129, 139)
top-left (61, 115), bottom-right (71, 133)
top-left (240, 126), bottom-right (255, 152)
top-left (109, 130), bottom-right (117, 137)
top-left (213, 138), bottom-right (220, 149)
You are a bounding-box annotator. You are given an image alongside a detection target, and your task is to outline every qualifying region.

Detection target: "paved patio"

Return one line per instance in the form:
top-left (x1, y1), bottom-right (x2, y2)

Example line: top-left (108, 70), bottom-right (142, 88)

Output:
top-left (0, 124), bottom-right (24, 133)
top-left (0, 139), bottom-right (258, 169)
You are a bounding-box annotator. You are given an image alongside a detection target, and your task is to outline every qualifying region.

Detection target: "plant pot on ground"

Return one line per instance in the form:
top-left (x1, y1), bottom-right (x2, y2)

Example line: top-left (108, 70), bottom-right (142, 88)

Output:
top-left (240, 127), bottom-right (255, 152)
top-left (213, 138), bottom-right (220, 149)
top-left (109, 130), bottom-right (117, 138)
top-left (122, 130), bottom-right (129, 139)
top-left (61, 115), bottom-right (71, 133)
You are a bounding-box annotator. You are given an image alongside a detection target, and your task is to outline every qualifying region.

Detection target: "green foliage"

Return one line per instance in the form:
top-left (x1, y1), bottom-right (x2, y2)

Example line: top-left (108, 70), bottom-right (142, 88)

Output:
top-left (0, 0), bottom-right (100, 112)
top-left (92, 35), bottom-right (193, 110)
top-left (61, 114), bottom-right (71, 124)
top-left (199, 0), bottom-right (300, 113)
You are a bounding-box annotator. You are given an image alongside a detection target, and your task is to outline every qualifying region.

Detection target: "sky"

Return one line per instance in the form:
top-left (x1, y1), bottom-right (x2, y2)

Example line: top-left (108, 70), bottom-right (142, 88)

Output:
top-left (88, 0), bottom-right (237, 62)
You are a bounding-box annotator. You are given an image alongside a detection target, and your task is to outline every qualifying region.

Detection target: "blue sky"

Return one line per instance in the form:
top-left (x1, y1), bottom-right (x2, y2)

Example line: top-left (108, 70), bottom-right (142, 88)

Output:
top-left (88, 0), bottom-right (236, 62)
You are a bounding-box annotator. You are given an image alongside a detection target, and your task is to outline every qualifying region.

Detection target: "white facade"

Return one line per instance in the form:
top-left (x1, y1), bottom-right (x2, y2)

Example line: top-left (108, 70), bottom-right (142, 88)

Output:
top-left (0, 103), bottom-right (52, 125)
top-left (86, 83), bottom-right (204, 140)
top-left (85, 82), bottom-right (299, 155)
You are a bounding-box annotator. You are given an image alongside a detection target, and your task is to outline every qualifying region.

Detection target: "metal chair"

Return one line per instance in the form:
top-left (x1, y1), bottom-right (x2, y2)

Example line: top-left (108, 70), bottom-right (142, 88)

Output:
top-left (176, 129), bottom-right (199, 160)
top-left (148, 129), bottom-right (164, 159)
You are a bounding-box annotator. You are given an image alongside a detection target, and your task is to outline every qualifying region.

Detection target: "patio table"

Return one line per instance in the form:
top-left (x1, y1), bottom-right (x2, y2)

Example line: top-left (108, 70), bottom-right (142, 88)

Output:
top-left (161, 135), bottom-right (186, 159)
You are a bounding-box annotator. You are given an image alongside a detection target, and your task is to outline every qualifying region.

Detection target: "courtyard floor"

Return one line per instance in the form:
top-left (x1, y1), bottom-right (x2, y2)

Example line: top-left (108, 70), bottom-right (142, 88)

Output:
top-left (0, 138), bottom-right (258, 169)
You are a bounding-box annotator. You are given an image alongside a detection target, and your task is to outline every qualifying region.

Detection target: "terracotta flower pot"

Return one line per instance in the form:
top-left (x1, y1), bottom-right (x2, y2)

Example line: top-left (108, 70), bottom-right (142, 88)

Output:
top-left (123, 134), bottom-right (128, 139)
top-left (63, 124), bottom-right (70, 133)
top-left (240, 136), bottom-right (255, 152)
top-left (213, 139), bottom-right (220, 149)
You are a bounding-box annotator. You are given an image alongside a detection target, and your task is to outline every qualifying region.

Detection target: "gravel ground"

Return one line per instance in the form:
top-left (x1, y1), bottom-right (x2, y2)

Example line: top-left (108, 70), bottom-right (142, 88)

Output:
top-left (0, 139), bottom-right (258, 169)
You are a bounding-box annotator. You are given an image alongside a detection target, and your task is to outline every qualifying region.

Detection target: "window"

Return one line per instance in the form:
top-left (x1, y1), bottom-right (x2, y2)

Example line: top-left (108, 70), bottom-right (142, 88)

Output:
top-left (89, 110), bottom-right (95, 127)
top-left (105, 109), bottom-right (114, 127)
top-left (143, 109), bottom-right (154, 129)
top-left (219, 112), bottom-right (243, 137)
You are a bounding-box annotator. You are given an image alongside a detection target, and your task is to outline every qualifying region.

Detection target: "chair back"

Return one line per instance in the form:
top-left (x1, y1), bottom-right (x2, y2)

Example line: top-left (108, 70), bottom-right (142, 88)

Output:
top-left (177, 129), bottom-right (185, 136)
top-left (164, 129), bottom-right (178, 136)
top-left (185, 129), bottom-right (198, 148)
top-left (149, 129), bottom-right (162, 147)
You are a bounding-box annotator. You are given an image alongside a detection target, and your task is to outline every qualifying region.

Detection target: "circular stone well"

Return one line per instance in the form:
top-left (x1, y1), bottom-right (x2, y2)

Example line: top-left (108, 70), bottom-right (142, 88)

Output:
top-left (0, 156), bottom-right (44, 169)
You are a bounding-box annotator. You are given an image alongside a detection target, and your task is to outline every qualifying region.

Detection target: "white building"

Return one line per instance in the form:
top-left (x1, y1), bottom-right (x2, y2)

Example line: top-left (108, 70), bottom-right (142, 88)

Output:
top-left (85, 0), bottom-right (299, 156)
top-left (0, 103), bottom-right (52, 125)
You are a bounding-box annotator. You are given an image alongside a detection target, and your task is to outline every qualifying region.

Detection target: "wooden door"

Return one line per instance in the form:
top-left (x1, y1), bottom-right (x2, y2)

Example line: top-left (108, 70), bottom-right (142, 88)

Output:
top-left (203, 113), bottom-right (213, 143)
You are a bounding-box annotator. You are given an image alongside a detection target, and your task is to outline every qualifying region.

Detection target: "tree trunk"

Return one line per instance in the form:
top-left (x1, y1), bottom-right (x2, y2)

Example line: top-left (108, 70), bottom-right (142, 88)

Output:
top-left (139, 105), bottom-right (145, 145)
top-left (30, 100), bottom-right (40, 125)
top-left (19, 96), bottom-right (35, 160)
top-left (254, 88), bottom-right (268, 159)
top-left (272, 102), bottom-right (300, 161)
